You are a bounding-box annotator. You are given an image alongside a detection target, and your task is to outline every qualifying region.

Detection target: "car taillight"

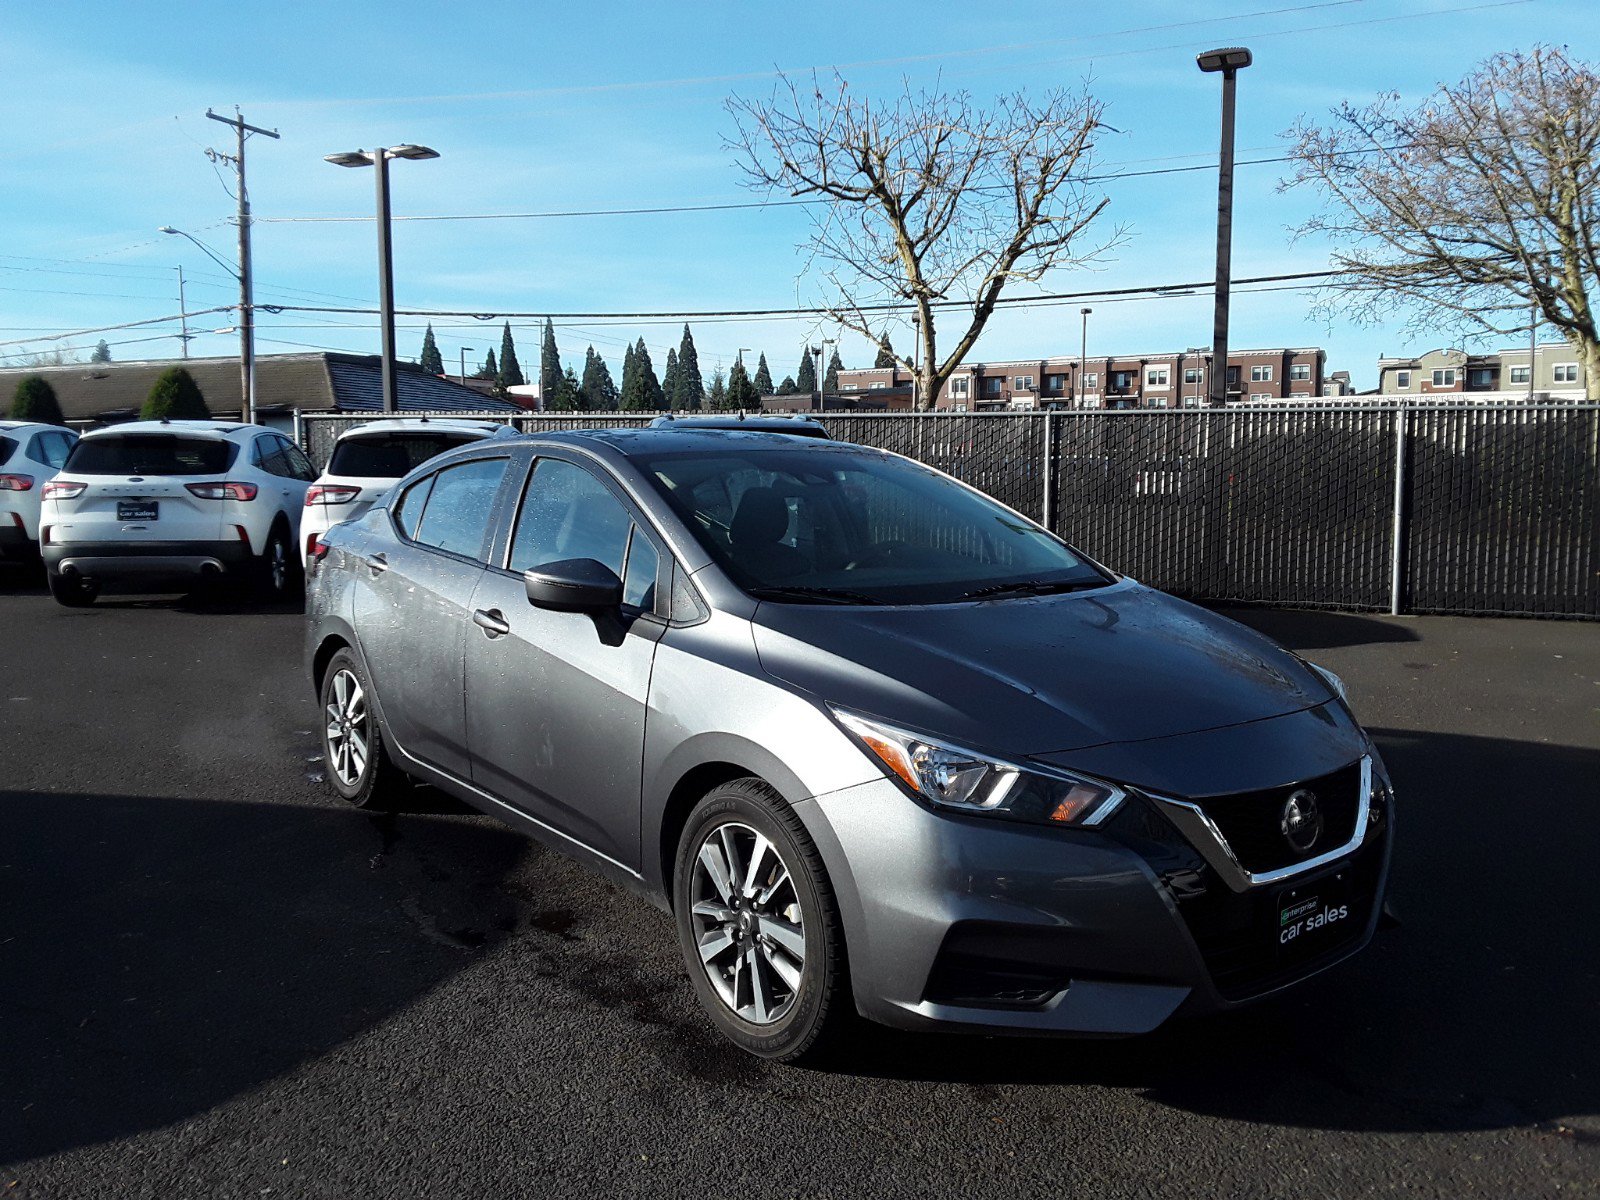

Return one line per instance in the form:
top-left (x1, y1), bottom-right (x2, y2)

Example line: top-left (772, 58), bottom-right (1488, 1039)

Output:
top-left (185, 482), bottom-right (259, 501)
top-left (42, 480), bottom-right (86, 501)
top-left (305, 484), bottom-right (361, 506)
top-left (0, 474), bottom-right (34, 491)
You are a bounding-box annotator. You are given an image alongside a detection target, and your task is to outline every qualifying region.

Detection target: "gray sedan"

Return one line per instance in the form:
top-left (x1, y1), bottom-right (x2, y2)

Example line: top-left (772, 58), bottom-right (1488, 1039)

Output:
top-left (305, 427), bottom-right (1392, 1061)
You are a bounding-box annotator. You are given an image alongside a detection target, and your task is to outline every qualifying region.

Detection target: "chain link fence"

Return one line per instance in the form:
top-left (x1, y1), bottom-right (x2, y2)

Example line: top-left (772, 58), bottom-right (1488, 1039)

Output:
top-left (299, 403), bottom-right (1599, 619)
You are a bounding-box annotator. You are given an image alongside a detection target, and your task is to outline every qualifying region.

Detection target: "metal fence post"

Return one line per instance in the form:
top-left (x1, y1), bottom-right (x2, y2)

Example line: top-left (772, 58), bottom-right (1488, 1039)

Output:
top-left (1041, 410), bottom-right (1055, 529)
top-left (1389, 402), bottom-right (1408, 615)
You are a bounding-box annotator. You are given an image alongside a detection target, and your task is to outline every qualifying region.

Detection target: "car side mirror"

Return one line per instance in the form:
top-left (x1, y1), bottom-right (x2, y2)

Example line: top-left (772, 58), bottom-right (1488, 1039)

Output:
top-left (524, 558), bottom-right (623, 614)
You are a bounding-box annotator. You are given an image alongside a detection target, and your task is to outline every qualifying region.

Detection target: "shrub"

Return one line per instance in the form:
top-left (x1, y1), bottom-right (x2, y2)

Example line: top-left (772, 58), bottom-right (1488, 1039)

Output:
top-left (9, 375), bottom-right (65, 425)
top-left (141, 367), bottom-right (210, 420)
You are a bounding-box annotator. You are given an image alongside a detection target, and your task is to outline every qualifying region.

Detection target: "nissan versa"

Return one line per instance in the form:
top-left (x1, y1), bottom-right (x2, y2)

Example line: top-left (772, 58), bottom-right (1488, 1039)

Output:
top-left (305, 427), bottom-right (1393, 1061)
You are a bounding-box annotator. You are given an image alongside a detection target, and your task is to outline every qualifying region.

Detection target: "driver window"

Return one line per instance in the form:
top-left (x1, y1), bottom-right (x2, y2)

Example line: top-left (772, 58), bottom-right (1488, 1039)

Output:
top-left (509, 458), bottom-right (631, 577)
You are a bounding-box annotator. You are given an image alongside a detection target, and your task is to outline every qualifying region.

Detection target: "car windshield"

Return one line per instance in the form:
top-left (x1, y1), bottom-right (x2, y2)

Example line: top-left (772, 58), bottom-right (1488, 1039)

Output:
top-left (65, 434), bottom-right (237, 476)
top-left (637, 444), bottom-right (1110, 605)
top-left (328, 432), bottom-right (483, 478)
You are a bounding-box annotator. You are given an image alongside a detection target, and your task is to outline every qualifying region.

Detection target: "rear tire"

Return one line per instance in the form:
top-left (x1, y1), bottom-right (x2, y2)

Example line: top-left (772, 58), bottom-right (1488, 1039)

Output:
top-left (319, 648), bottom-right (402, 810)
top-left (257, 521), bottom-right (302, 600)
top-left (47, 572), bottom-right (98, 607)
top-left (673, 777), bottom-right (851, 1063)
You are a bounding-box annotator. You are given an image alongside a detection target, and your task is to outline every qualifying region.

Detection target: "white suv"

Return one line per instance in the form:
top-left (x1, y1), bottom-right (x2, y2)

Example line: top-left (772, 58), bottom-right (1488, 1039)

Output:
top-left (0, 421), bottom-right (78, 563)
top-left (40, 419), bottom-right (315, 606)
top-left (301, 418), bottom-right (512, 564)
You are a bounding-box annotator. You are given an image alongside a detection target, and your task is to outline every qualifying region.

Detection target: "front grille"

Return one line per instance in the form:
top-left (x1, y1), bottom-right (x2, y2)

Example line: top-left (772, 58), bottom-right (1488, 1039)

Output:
top-left (1193, 761), bottom-right (1363, 873)
top-left (1101, 785), bottom-right (1390, 1001)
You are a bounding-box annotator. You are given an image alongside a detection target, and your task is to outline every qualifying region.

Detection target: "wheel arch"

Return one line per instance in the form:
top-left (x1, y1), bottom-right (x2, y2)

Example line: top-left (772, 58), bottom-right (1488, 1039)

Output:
top-left (311, 633), bottom-right (352, 697)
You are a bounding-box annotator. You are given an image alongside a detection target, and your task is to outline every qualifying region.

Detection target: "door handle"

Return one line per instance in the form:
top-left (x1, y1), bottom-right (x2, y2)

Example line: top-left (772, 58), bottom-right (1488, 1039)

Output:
top-left (472, 608), bottom-right (511, 638)
top-left (364, 552), bottom-right (388, 574)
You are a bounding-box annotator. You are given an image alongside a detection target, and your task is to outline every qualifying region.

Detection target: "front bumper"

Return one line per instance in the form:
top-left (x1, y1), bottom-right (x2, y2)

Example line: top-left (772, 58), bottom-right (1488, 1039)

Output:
top-left (44, 539), bottom-right (253, 580)
top-left (798, 762), bottom-right (1391, 1037)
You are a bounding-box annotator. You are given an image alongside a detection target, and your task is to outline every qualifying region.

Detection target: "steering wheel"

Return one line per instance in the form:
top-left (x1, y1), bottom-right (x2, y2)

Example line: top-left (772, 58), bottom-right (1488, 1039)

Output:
top-left (844, 540), bottom-right (910, 571)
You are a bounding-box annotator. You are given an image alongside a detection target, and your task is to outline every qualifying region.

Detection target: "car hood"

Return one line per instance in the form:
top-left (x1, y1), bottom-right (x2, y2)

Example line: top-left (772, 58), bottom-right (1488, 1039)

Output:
top-left (751, 580), bottom-right (1334, 760)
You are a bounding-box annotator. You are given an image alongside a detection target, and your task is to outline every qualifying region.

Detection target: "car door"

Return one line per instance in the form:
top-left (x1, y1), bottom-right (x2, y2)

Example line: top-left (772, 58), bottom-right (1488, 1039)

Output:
top-left (464, 453), bottom-right (667, 869)
top-left (353, 452), bottom-right (515, 780)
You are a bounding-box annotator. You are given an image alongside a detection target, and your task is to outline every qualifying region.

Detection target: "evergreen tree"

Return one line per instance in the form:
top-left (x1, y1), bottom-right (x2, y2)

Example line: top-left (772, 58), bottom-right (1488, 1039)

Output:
top-left (824, 347), bottom-right (844, 395)
top-left (141, 366), bottom-right (209, 420)
top-left (661, 348), bottom-right (680, 410)
top-left (874, 336), bottom-right (896, 369)
top-left (795, 350), bottom-right (817, 395)
top-left (626, 339), bottom-right (663, 410)
top-left (776, 375), bottom-right (797, 396)
top-left (539, 318), bottom-right (561, 408)
top-left (674, 324), bottom-right (704, 410)
top-left (8, 375), bottom-right (65, 424)
top-left (91, 339), bottom-right (112, 364)
top-left (498, 321), bottom-right (525, 387)
top-left (419, 324), bottom-right (444, 374)
top-left (727, 359), bottom-right (760, 410)
top-left (579, 346), bottom-right (618, 410)
top-left (620, 342), bottom-right (637, 407)
top-left (475, 348), bottom-right (498, 380)
top-left (554, 366), bottom-right (582, 411)
top-left (706, 366), bottom-right (728, 411)
top-left (752, 353), bottom-right (773, 395)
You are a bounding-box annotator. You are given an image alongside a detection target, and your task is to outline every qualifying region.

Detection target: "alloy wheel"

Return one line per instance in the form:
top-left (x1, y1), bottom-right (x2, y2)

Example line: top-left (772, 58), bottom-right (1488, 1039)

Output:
top-left (325, 668), bottom-right (369, 787)
top-left (269, 537), bottom-right (288, 592)
top-left (688, 820), bottom-right (806, 1025)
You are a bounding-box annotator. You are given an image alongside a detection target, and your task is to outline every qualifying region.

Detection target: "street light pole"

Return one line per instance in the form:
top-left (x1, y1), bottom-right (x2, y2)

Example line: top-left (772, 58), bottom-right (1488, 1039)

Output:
top-left (1078, 307), bottom-right (1092, 408)
top-left (1197, 47), bottom-right (1252, 409)
top-left (325, 144), bottom-right (440, 414)
top-left (460, 347), bottom-right (473, 387)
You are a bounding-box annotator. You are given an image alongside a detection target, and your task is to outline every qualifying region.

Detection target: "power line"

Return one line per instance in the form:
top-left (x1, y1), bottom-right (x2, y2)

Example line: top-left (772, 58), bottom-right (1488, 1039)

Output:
top-left (0, 307), bottom-right (233, 349)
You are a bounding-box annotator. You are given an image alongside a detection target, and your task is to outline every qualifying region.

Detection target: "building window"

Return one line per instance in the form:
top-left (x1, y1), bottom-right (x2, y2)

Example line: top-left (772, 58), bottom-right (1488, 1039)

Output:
top-left (1082, 396), bottom-right (1102, 409)
top-left (1251, 392), bottom-right (1272, 402)
top-left (1466, 367), bottom-right (1495, 389)
top-left (980, 377), bottom-right (1003, 397)
top-left (1182, 395), bottom-right (1202, 407)
top-left (1081, 372), bottom-right (1098, 388)
top-left (1226, 366), bottom-right (1240, 386)
top-left (842, 383), bottom-right (859, 391)
top-left (1148, 395), bottom-right (1169, 408)
top-left (1554, 363), bottom-right (1579, 383)
top-left (868, 382), bottom-right (885, 389)
top-left (1508, 365), bottom-right (1531, 384)
top-left (1290, 363), bottom-right (1311, 381)
top-left (1012, 375), bottom-right (1035, 391)
top-left (1110, 371), bottom-right (1135, 391)
top-left (1183, 367), bottom-right (1203, 384)
top-left (1431, 368), bottom-right (1457, 387)
top-left (1250, 364), bottom-right (1273, 382)
top-left (1146, 367), bottom-right (1170, 387)
top-left (1044, 373), bottom-right (1066, 393)
top-left (1395, 370), bottom-right (1411, 388)
top-left (950, 377), bottom-right (969, 397)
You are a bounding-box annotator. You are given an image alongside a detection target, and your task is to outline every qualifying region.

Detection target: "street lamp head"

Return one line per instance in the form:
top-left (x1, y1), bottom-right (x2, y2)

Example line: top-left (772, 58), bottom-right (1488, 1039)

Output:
top-left (1081, 307), bottom-right (1093, 315)
top-left (1196, 47), bottom-right (1252, 73)
top-left (158, 226), bottom-right (179, 235)
top-left (388, 144), bottom-right (440, 161)
top-left (324, 150), bottom-right (374, 168)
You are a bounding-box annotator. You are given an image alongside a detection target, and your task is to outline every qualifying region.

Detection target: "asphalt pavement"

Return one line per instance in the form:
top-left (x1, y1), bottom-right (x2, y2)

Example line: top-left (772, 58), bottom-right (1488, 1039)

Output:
top-left (1, 564), bottom-right (1597, 1199)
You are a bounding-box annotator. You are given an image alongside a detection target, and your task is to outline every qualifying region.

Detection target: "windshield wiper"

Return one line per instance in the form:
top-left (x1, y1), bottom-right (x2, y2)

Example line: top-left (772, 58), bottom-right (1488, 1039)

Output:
top-left (960, 577), bottom-right (1107, 601)
top-left (747, 585), bottom-right (889, 606)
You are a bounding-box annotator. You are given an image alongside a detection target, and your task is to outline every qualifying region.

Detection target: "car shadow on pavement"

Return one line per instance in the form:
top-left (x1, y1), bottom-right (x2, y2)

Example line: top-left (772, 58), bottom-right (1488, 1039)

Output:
top-left (0, 790), bottom-right (530, 1168)
top-left (825, 726), bottom-right (1600, 1136)
top-left (1213, 605), bottom-right (1421, 650)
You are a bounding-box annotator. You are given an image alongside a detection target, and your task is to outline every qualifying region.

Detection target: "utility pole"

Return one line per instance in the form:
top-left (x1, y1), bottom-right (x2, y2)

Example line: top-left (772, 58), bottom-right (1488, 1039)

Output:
top-left (176, 266), bottom-right (191, 359)
top-left (460, 346), bottom-right (473, 386)
top-left (206, 107), bottom-right (279, 424)
top-left (1196, 48), bottom-right (1252, 409)
top-left (1078, 307), bottom-right (1092, 408)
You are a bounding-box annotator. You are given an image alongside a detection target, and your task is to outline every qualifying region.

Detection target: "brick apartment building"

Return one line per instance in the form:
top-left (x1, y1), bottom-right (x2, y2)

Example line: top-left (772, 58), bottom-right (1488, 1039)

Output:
top-left (835, 346), bottom-right (1327, 410)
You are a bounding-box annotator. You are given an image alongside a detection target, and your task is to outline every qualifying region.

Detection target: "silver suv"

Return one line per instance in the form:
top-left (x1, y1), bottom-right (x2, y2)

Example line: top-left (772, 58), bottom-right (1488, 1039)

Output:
top-left (305, 426), bottom-right (1393, 1061)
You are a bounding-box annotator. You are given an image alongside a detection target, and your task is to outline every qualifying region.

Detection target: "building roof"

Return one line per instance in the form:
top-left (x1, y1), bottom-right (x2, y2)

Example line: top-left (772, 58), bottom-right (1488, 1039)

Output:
top-left (837, 346), bottom-right (1327, 377)
top-left (0, 352), bottom-right (520, 425)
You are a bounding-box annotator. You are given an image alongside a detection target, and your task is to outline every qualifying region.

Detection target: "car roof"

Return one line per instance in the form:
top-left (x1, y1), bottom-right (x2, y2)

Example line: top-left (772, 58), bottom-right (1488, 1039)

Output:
top-left (335, 417), bottom-right (511, 440)
top-left (646, 414), bottom-right (829, 437)
top-left (518, 426), bottom-right (878, 459)
top-left (0, 420), bottom-right (67, 434)
top-left (80, 419), bottom-right (258, 441)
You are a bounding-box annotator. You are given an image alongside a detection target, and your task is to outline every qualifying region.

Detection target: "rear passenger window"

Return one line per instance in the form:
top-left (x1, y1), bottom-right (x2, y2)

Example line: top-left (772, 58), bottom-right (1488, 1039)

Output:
top-left (509, 459), bottom-right (632, 576)
top-left (392, 474), bottom-right (435, 540)
top-left (412, 457), bottom-right (509, 560)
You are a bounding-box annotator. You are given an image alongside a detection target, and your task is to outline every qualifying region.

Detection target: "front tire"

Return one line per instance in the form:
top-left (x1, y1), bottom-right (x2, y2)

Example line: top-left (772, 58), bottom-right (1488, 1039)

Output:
top-left (673, 777), bottom-right (850, 1063)
top-left (319, 649), bottom-right (401, 809)
top-left (47, 572), bottom-right (98, 607)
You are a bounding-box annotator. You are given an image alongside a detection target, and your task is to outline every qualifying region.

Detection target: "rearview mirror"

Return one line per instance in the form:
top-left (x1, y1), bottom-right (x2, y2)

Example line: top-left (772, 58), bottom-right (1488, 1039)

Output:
top-left (524, 558), bottom-right (623, 613)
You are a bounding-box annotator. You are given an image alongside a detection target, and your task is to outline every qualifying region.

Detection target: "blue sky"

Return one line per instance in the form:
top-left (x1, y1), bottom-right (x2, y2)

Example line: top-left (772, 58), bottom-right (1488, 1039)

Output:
top-left (3, 0), bottom-right (1594, 389)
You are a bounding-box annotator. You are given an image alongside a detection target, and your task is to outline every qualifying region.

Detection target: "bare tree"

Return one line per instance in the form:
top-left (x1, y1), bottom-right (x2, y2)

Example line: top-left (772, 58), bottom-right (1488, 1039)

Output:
top-left (1284, 46), bottom-right (1600, 398)
top-left (728, 74), bottom-right (1118, 410)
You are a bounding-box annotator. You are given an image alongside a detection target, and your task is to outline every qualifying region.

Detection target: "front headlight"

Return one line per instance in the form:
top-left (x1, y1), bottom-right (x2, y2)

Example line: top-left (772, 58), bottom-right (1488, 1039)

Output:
top-left (830, 707), bottom-right (1125, 826)
top-left (1305, 661), bottom-right (1349, 704)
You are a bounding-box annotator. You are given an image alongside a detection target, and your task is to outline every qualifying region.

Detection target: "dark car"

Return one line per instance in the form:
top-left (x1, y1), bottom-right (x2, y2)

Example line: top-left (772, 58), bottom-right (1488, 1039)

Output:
top-left (305, 426), bottom-right (1393, 1061)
